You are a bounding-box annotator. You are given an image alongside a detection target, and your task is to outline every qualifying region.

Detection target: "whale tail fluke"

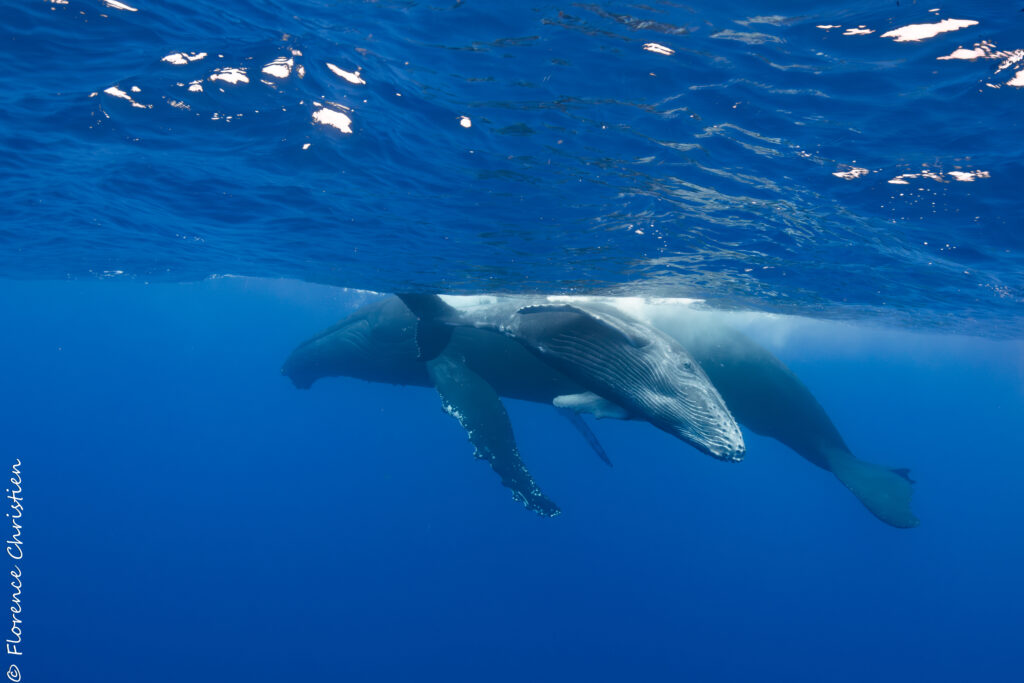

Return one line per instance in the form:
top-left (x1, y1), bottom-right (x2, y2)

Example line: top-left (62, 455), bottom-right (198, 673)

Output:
top-left (827, 450), bottom-right (919, 528)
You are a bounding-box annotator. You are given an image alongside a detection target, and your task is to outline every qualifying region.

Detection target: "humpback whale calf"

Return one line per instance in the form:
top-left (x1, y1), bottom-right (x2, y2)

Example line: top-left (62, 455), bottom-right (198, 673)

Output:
top-left (283, 294), bottom-right (744, 517)
top-left (282, 295), bottom-right (918, 527)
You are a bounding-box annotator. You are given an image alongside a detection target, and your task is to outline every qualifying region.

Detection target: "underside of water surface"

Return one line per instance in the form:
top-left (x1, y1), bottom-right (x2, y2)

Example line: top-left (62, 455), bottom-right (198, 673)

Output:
top-left (2, 1), bottom-right (1022, 336)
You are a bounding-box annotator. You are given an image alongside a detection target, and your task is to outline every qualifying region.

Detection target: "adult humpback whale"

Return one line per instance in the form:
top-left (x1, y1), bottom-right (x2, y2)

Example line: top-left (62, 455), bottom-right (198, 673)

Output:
top-left (397, 293), bottom-right (745, 461)
top-left (282, 295), bottom-right (918, 528)
top-left (283, 294), bottom-right (744, 517)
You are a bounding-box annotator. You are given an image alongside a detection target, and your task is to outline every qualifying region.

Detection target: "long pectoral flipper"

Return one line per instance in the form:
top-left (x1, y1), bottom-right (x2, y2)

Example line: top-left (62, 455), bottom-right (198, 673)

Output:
top-left (556, 407), bottom-right (613, 467)
top-left (426, 352), bottom-right (560, 518)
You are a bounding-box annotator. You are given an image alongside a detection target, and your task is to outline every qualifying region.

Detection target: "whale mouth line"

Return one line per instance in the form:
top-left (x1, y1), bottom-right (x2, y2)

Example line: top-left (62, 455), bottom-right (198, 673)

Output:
top-left (694, 442), bottom-right (745, 462)
top-left (680, 423), bottom-right (746, 461)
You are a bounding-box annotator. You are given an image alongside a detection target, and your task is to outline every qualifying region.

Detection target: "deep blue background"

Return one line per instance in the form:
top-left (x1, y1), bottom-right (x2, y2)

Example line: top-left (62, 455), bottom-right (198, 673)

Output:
top-left (2, 277), bottom-right (1022, 682)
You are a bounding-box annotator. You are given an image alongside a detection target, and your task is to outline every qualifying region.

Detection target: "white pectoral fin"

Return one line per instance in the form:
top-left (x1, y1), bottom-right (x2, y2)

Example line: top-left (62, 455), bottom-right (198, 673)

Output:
top-left (553, 392), bottom-right (629, 420)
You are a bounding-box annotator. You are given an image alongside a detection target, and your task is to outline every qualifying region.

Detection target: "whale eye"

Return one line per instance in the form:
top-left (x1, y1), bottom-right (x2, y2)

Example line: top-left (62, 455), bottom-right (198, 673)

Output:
top-left (683, 361), bottom-right (694, 371)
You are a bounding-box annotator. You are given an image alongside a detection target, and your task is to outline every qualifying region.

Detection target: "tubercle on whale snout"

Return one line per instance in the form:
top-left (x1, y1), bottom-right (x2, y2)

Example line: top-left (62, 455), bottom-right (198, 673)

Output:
top-left (701, 441), bottom-right (746, 462)
top-left (699, 446), bottom-right (745, 463)
top-left (677, 424), bottom-right (745, 462)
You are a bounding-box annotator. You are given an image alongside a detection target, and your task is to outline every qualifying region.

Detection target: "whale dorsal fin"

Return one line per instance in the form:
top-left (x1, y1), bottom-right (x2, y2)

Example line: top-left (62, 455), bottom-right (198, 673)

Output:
top-left (426, 351), bottom-right (560, 517)
top-left (397, 293), bottom-right (459, 361)
top-left (516, 304), bottom-right (649, 348)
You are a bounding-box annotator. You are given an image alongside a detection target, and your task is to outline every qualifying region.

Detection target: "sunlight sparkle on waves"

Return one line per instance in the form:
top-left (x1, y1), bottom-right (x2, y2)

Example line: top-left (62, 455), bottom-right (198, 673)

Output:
top-left (326, 64), bottom-right (366, 85)
top-left (881, 18), bottom-right (978, 42)
top-left (162, 52), bottom-right (207, 66)
top-left (101, 0), bottom-right (136, 11)
top-left (261, 57), bottom-right (294, 79)
top-left (312, 106), bottom-right (353, 134)
top-left (643, 43), bottom-right (674, 56)
top-left (209, 67), bottom-right (249, 85)
top-left (102, 86), bottom-right (150, 109)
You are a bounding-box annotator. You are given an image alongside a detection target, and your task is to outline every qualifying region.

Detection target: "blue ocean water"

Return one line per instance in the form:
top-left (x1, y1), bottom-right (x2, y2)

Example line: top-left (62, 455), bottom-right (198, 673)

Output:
top-left (2, 1), bottom-right (1023, 682)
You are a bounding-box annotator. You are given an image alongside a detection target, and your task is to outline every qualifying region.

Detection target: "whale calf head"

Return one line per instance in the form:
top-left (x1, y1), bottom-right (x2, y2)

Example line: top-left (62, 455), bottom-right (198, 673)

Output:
top-left (508, 301), bottom-right (746, 461)
top-left (650, 355), bottom-right (746, 461)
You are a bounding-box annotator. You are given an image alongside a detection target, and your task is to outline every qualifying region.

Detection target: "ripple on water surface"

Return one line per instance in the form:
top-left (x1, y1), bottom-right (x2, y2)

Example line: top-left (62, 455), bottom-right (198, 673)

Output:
top-left (1, 1), bottom-right (1021, 336)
